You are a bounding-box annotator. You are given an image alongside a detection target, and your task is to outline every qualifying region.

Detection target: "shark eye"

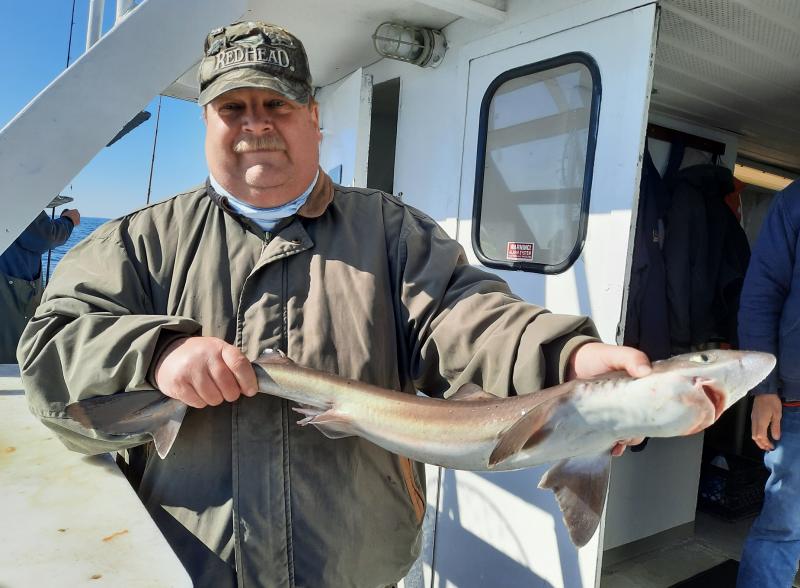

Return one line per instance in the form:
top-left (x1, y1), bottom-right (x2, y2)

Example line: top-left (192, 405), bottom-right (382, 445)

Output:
top-left (690, 353), bottom-right (711, 363)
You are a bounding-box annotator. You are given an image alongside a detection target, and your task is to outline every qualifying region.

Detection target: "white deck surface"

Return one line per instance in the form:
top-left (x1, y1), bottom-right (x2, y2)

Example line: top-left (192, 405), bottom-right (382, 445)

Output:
top-left (0, 364), bottom-right (192, 587)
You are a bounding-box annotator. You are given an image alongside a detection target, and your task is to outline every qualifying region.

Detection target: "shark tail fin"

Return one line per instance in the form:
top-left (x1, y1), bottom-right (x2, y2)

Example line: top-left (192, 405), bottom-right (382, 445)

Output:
top-left (538, 453), bottom-right (613, 548)
top-left (65, 390), bottom-right (187, 459)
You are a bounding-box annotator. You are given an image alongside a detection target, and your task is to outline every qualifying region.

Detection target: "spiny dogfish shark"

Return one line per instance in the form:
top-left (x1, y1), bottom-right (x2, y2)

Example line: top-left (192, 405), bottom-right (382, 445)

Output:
top-left (66, 348), bottom-right (774, 547)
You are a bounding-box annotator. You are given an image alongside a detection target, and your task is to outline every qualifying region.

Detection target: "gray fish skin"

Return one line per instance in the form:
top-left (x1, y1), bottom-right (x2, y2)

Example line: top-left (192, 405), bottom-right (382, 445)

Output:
top-left (249, 348), bottom-right (774, 547)
top-left (65, 348), bottom-right (775, 547)
top-left (252, 349), bottom-right (775, 472)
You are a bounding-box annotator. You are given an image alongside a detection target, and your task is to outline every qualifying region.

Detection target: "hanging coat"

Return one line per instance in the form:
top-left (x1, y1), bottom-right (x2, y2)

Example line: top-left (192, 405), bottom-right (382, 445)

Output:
top-left (663, 164), bottom-right (750, 352)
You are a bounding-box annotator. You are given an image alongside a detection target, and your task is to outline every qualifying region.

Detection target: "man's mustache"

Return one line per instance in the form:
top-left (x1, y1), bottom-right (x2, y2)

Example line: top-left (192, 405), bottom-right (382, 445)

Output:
top-left (233, 135), bottom-right (287, 153)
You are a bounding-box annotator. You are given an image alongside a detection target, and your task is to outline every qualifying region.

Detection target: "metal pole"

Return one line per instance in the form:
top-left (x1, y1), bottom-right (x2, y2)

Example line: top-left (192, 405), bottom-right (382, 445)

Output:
top-left (45, 207), bottom-right (56, 285)
top-left (86, 0), bottom-right (106, 51)
top-left (66, 0), bottom-right (77, 67)
top-left (145, 96), bottom-right (163, 205)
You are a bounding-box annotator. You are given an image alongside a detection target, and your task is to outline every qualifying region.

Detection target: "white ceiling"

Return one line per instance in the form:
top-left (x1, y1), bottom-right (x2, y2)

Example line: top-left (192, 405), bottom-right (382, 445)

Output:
top-left (164, 0), bottom-right (800, 173)
top-left (652, 0), bottom-right (800, 173)
top-left (164, 0), bottom-right (505, 100)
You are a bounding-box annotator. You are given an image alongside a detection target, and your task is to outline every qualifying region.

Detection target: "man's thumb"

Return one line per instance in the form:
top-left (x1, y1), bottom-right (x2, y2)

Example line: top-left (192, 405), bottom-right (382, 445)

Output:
top-left (771, 416), bottom-right (782, 441)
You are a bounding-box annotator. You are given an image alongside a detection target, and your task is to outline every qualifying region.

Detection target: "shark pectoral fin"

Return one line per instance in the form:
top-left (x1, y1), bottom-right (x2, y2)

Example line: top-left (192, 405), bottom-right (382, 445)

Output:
top-left (292, 405), bottom-right (356, 439)
top-left (151, 403), bottom-right (189, 459)
top-left (538, 453), bottom-right (613, 548)
top-left (65, 391), bottom-right (188, 460)
top-left (449, 383), bottom-right (497, 401)
top-left (488, 397), bottom-right (561, 468)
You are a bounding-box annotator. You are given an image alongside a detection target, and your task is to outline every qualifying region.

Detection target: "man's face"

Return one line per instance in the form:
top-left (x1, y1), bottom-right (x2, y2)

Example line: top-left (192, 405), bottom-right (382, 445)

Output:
top-left (204, 87), bottom-right (321, 206)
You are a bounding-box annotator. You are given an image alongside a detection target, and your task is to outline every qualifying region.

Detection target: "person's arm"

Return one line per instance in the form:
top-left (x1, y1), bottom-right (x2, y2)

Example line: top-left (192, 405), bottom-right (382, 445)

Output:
top-left (738, 186), bottom-right (800, 449)
top-left (391, 208), bottom-right (650, 454)
top-left (17, 221), bottom-right (202, 455)
top-left (60, 208), bottom-right (81, 228)
top-left (16, 210), bottom-right (78, 254)
top-left (391, 205), bottom-right (648, 396)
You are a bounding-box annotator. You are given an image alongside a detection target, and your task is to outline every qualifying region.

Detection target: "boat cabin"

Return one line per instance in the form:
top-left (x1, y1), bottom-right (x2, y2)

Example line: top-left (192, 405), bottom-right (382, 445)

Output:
top-left (2, 0), bottom-right (799, 586)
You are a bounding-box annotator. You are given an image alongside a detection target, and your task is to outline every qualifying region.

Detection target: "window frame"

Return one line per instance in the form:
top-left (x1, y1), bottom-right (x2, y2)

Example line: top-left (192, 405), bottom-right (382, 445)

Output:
top-left (471, 51), bottom-right (602, 274)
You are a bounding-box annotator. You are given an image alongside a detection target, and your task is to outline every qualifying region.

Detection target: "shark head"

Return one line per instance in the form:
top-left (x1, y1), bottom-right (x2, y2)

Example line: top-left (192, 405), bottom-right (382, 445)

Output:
top-left (651, 349), bottom-right (776, 421)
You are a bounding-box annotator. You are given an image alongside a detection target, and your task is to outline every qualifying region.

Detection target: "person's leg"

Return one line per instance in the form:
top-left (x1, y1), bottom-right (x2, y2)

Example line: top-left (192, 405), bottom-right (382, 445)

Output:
top-left (738, 406), bottom-right (800, 588)
top-left (0, 275), bottom-right (34, 363)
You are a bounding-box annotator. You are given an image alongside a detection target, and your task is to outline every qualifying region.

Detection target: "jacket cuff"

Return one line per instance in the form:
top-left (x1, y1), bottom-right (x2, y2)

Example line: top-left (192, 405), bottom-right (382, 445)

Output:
top-left (547, 334), bottom-right (600, 386)
top-left (749, 372), bottom-right (778, 396)
top-left (146, 331), bottom-right (195, 389)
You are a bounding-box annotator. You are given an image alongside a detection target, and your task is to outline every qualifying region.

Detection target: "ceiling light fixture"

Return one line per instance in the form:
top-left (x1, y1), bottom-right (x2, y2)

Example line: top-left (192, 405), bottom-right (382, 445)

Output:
top-left (372, 22), bottom-right (447, 68)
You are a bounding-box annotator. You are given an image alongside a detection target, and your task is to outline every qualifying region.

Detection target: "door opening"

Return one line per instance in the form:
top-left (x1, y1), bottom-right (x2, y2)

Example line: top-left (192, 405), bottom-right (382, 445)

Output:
top-left (367, 78), bottom-right (400, 195)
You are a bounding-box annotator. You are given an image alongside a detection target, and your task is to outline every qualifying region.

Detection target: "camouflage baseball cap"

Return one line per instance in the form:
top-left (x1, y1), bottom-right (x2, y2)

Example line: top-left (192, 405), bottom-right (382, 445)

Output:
top-left (198, 21), bottom-right (312, 106)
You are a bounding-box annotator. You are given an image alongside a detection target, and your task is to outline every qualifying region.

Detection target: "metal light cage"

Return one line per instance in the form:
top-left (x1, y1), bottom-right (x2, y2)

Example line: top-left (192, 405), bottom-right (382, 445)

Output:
top-left (372, 22), bottom-right (446, 68)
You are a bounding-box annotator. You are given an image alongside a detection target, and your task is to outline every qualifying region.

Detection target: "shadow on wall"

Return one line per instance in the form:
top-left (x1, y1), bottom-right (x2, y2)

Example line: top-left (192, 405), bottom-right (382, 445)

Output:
top-left (425, 467), bottom-right (585, 588)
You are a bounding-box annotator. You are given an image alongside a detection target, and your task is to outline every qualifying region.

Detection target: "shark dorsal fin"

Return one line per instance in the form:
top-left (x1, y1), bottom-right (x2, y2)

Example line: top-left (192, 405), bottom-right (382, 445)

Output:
top-left (538, 453), bottom-right (613, 547)
top-left (449, 383), bottom-right (496, 401)
top-left (257, 348), bottom-right (294, 365)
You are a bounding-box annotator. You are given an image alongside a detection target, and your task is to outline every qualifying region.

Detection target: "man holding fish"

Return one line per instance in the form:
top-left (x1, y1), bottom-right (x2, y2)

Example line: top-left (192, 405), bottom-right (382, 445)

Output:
top-left (16, 20), bottom-right (767, 588)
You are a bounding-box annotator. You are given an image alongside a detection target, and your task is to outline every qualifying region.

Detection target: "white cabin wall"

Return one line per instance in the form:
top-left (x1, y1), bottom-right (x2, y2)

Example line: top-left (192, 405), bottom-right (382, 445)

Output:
top-left (364, 0), bottom-right (656, 241)
top-left (365, 53), bottom-right (462, 237)
top-left (362, 2), bottom-right (660, 586)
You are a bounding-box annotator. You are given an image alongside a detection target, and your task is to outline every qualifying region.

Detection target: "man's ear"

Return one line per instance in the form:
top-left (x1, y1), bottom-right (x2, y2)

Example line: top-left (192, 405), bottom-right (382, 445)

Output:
top-left (309, 102), bottom-right (321, 140)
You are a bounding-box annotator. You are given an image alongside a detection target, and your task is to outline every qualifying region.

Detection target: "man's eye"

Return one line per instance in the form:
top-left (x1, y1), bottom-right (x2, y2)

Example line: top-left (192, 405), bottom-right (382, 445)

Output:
top-left (219, 103), bottom-right (242, 111)
top-left (268, 100), bottom-right (287, 108)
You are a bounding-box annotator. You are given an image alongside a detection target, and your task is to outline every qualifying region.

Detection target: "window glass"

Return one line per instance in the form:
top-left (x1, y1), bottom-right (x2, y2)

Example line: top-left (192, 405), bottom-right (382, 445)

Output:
top-left (474, 56), bottom-right (599, 273)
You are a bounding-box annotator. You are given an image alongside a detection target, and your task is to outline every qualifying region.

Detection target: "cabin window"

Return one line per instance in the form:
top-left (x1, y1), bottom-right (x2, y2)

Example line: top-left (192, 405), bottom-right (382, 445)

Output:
top-left (473, 53), bottom-right (601, 274)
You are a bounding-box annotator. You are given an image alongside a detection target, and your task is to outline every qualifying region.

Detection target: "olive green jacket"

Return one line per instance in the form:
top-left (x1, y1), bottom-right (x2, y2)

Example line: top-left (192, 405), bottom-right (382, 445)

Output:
top-left (18, 171), bottom-right (597, 588)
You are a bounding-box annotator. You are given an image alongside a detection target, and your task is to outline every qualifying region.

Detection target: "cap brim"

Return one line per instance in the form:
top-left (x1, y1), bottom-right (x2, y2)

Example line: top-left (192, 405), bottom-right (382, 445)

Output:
top-left (198, 69), bottom-right (310, 106)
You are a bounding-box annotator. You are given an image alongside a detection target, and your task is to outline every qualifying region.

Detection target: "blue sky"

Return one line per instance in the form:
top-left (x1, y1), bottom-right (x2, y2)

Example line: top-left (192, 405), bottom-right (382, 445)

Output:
top-left (0, 1), bottom-right (208, 219)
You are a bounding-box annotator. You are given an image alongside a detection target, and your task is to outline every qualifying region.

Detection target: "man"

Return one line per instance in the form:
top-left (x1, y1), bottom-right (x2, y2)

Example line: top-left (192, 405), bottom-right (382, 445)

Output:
top-left (737, 178), bottom-right (800, 588)
top-left (18, 21), bottom-right (648, 587)
top-left (0, 205), bottom-right (80, 362)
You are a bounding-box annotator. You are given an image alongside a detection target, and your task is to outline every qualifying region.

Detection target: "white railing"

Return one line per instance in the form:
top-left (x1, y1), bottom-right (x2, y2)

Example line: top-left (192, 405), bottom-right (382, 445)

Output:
top-left (0, 0), bottom-right (247, 255)
top-left (87, 0), bottom-right (139, 50)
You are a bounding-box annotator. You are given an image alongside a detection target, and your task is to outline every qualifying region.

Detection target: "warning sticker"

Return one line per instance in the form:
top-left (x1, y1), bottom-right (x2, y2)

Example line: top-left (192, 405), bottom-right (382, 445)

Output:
top-left (506, 242), bottom-right (534, 261)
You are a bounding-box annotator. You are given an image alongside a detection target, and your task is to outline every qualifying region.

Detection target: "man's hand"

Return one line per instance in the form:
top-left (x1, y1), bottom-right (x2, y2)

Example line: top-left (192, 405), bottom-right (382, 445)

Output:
top-left (751, 393), bottom-right (782, 451)
top-left (567, 342), bottom-right (653, 456)
top-left (154, 337), bottom-right (258, 408)
top-left (566, 341), bottom-right (652, 381)
top-left (60, 208), bottom-right (81, 226)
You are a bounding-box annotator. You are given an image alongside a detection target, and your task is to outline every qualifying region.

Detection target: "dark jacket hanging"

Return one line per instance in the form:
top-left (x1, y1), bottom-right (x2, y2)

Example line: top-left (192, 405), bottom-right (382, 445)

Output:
top-left (624, 143), bottom-right (685, 360)
top-left (663, 164), bottom-right (750, 352)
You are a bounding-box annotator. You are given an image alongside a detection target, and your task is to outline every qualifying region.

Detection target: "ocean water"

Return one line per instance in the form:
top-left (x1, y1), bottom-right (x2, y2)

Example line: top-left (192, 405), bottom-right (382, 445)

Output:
top-left (41, 217), bottom-right (110, 285)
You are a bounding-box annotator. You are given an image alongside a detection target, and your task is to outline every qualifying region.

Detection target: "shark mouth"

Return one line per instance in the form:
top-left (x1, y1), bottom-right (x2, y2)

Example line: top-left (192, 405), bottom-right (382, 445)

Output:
top-left (696, 377), bottom-right (725, 421)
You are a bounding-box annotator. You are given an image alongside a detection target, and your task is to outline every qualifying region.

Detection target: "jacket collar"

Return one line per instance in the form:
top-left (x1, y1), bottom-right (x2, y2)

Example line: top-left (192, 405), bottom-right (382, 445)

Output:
top-left (296, 168), bottom-right (334, 218)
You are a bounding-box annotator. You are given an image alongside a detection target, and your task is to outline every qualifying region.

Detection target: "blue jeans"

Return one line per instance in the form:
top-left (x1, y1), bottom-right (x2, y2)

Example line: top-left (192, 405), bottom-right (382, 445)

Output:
top-left (738, 406), bottom-right (800, 588)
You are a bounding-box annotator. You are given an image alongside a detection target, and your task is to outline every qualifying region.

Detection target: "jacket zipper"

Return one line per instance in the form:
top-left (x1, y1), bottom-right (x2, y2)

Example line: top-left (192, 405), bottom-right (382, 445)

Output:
top-left (280, 258), bottom-right (296, 586)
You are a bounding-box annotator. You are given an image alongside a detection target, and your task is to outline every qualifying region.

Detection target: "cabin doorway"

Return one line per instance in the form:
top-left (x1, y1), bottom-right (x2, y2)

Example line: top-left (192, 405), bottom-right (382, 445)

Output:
top-left (367, 77), bottom-right (400, 195)
top-left (603, 129), bottom-right (799, 586)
